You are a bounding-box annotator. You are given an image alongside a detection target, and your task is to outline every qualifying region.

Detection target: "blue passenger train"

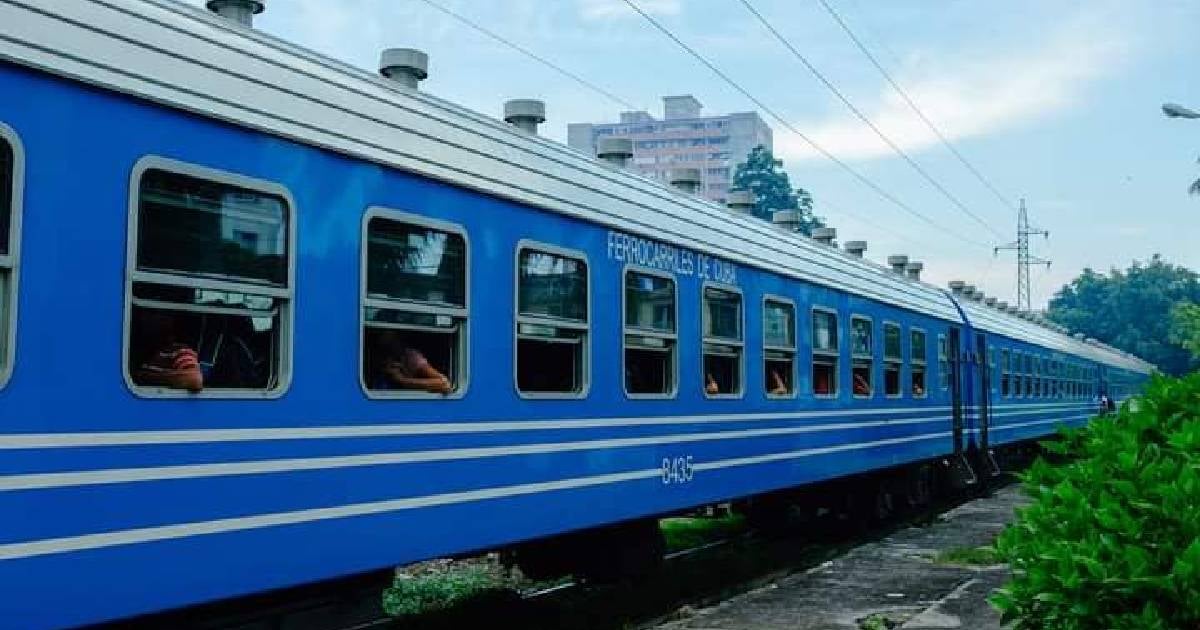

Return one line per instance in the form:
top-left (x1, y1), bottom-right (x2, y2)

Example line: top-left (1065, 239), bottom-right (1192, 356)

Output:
top-left (0, 1), bottom-right (1153, 627)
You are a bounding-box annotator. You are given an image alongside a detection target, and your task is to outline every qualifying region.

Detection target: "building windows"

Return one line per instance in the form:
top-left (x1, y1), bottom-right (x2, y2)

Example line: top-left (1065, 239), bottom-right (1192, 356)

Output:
top-left (812, 308), bottom-right (839, 397)
top-left (910, 329), bottom-right (927, 398)
top-left (0, 127), bottom-right (18, 387)
top-left (516, 244), bottom-right (589, 396)
top-left (1001, 349), bottom-right (1011, 397)
top-left (763, 297), bottom-right (796, 397)
top-left (938, 334), bottom-right (949, 391)
top-left (624, 269), bottom-right (677, 397)
top-left (361, 210), bottom-right (467, 398)
top-left (126, 160), bottom-right (292, 396)
top-left (702, 285), bottom-right (743, 397)
top-left (850, 316), bottom-right (873, 398)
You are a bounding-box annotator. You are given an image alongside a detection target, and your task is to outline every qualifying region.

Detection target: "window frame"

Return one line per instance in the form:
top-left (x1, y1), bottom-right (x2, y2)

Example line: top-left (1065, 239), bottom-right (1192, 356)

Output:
top-left (1001, 348), bottom-right (1011, 398)
top-left (937, 333), bottom-right (949, 391)
top-left (123, 156), bottom-right (296, 399)
top-left (811, 306), bottom-right (840, 399)
top-left (762, 294), bottom-right (797, 400)
top-left (849, 314), bottom-right (874, 399)
top-left (910, 327), bottom-right (928, 399)
top-left (513, 239), bottom-right (590, 400)
top-left (622, 264), bottom-right (679, 400)
top-left (0, 123), bottom-right (23, 390)
top-left (882, 320), bottom-right (903, 399)
top-left (359, 206), bottom-right (470, 400)
top-left (701, 281), bottom-right (745, 400)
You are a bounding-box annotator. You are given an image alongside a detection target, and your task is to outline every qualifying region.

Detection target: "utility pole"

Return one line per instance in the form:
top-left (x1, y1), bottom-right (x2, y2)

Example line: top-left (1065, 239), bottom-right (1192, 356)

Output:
top-left (994, 198), bottom-right (1050, 311)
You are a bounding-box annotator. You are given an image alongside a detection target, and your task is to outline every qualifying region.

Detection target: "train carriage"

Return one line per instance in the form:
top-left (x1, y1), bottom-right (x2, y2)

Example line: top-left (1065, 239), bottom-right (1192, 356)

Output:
top-left (0, 1), bottom-right (1153, 627)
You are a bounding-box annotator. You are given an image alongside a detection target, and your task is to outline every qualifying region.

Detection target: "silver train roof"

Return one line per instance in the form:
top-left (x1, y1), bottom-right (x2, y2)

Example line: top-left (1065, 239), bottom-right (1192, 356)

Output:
top-left (0, 0), bottom-right (1152, 374)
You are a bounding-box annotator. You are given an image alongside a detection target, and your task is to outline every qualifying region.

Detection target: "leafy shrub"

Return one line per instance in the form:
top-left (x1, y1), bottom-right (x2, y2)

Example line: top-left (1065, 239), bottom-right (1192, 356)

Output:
top-left (991, 373), bottom-right (1200, 629)
top-left (382, 564), bottom-right (508, 617)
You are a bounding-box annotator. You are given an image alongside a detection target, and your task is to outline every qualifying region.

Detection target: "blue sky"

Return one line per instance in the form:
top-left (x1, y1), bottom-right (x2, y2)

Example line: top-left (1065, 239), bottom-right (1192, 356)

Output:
top-left (191, 0), bottom-right (1199, 308)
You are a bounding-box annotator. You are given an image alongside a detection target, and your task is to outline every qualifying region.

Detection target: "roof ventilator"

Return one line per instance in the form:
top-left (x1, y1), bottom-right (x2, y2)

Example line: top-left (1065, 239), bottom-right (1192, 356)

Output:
top-left (996, 300), bottom-right (1008, 310)
top-left (379, 48), bottom-right (429, 90)
top-left (504, 99), bottom-right (546, 134)
top-left (597, 137), bottom-right (633, 168)
top-left (844, 240), bottom-right (867, 258)
top-left (812, 227), bottom-right (837, 246)
top-left (668, 168), bottom-right (702, 195)
top-left (905, 261), bottom-right (924, 281)
top-left (948, 280), bottom-right (966, 295)
top-left (984, 297), bottom-right (998, 307)
top-left (726, 190), bottom-right (755, 215)
top-left (772, 209), bottom-right (802, 232)
top-left (888, 255), bottom-right (909, 274)
top-left (206, 0), bottom-right (264, 27)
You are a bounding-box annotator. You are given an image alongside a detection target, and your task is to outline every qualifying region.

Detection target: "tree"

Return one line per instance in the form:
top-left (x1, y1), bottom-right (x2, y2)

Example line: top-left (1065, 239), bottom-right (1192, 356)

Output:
top-left (1046, 255), bottom-right (1200, 375)
top-left (1170, 302), bottom-right (1200, 359)
top-left (730, 145), bottom-right (823, 233)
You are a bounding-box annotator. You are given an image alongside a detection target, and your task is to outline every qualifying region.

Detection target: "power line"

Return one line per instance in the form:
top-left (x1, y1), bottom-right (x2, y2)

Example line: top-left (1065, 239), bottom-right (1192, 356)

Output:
top-left (410, 0), bottom-right (641, 112)
top-left (620, 0), bottom-right (992, 250)
top-left (815, 0), bottom-right (1018, 216)
top-left (737, 0), bottom-right (1005, 240)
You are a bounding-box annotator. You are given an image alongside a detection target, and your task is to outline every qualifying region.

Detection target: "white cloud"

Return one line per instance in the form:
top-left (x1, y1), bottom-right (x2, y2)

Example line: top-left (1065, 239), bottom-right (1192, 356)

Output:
top-left (578, 0), bottom-right (681, 21)
top-left (776, 9), bottom-right (1130, 163)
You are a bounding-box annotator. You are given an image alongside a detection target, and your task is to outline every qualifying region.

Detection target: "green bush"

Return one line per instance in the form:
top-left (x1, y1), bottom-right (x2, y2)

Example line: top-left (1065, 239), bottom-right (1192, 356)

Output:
top-left (382, 564), bottom-right (508, 617)
top-left (991, 373), bottom-right (1200, 629)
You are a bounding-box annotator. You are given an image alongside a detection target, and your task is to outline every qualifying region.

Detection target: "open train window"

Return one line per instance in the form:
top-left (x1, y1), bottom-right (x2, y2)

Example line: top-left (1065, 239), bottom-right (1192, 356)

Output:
top-left (763, 297), bottom-right (795, 398)
top-left (850, 315), bottom-right (873, 398)
top-left (362, 209), bottom-right (467, 398)
top-left (624, 269), bottom-right (677, 397)
top-left (910, 328), bottom-right (927, 398)
top-left (988, 348), bottom-right (997, 393)
top-left (125, 159), bottom-right (292, 397)
top-left (1000, 349), bottom-right (1011, 397)
top-left (702, 285), bottom-right (743, 398)
top-left (516, 244), bottom-right (588, 397)
top-left (812, 308), bottom-right (839, 397)
top-left (0, 127), bottom-right (19, 388)
top-left (883, 322), bottom-right (901, 398)
top-left (937, 334), bottom-right (949, 391)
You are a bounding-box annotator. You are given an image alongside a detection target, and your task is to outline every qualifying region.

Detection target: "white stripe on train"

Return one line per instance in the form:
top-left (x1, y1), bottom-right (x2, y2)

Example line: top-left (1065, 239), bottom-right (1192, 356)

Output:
top-left (0, 401), bottom-right (1095, 449)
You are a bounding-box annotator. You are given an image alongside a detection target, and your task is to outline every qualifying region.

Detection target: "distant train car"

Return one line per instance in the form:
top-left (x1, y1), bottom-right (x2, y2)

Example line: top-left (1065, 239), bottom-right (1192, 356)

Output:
top-left (0, 1), bottom-right (1153, 627)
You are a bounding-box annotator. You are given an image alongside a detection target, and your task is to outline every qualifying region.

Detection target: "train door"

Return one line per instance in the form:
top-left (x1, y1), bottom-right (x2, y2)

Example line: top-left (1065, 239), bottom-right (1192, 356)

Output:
top-left (949, 328), bottom-right (964, 453)
top-left (947, 328), bottom-right (977, 487)
top-left (975, 334), bottom-right (1000, 477)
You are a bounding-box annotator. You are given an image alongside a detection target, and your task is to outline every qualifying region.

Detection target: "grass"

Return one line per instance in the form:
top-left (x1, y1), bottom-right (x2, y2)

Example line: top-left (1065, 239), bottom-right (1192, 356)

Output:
top-left (660, 513), bottom-right (747, 552)
top-left (934, 545), bottom-right (1002, 566)
top-left (382, 564), bottom-right (513, 618)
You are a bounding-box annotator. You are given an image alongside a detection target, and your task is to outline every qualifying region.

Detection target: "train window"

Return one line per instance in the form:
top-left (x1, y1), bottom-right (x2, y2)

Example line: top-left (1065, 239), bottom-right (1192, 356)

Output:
top-left (362, 209), bottom-right (467, 398)
top-left (883, 322), bottom-right (901, 397)
top-left (126, 161), bottom-right (292, 397)
top-left (763, 297), bottom-right (796, 398)
top-left (624, 269), bottom-right (677, 397)
top-left (850, 316), bottom-right (873, 398)
top-left (702, 285), bottom-right (743, 397)
top-left (516, 244), bottom-right (589, 397)
top-left (988, 348), bottom-right (997, 392)
top-left (812, 308), bottom-right (839, 397)
top-left (0, 129), bottom-right (18, 388)
top-left (937, 335), bottom-right (948, 391)
top-left (1032, 357), bottom-right (1041, 398)
top-left (910, 329), bottom-right (927, 398)
top-left (1000, 349), bottom-right (1011, 397)
top-left (1023, 353), bottom-right (1032, 398)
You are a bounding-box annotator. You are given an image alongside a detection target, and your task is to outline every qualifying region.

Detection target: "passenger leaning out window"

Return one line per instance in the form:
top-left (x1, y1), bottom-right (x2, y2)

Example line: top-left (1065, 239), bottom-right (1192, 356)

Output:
top-left (131, 310), bottom-right (203, 392)
top-left (370, 330), bottom-right (453, 395)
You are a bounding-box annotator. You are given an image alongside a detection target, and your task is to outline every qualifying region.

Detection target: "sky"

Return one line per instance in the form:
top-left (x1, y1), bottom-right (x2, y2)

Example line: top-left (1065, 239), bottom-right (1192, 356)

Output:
top-left (190, 0), bottom-right (1200, 309)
